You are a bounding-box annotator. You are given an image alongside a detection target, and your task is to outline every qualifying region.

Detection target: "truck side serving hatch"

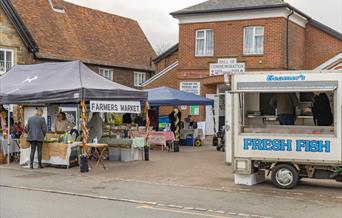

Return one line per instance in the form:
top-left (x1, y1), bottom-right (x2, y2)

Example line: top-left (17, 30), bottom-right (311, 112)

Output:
top-left (235, 81), bottom-right (338, 92)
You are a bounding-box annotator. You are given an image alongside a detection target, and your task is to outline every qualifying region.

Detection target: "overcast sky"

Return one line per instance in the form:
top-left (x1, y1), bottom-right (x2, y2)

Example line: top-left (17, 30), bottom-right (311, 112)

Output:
top-left (66, 0), bottom-right (342, 50)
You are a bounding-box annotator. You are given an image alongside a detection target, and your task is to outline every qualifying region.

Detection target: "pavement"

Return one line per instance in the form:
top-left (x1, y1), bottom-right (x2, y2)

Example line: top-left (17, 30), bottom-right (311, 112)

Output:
top-left (0, 145), bottom-right (341, 218)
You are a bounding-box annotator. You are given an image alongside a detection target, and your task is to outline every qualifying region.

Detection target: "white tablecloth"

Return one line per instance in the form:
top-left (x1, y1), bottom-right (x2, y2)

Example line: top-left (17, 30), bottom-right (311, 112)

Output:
top-left (20, 143), bottom-right (79, 167)
top-left (0, 135), bottom-right (20, 155)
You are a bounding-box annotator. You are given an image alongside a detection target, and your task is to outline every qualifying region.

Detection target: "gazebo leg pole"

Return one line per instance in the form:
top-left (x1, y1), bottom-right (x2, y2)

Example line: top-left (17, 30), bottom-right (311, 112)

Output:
top-left (80, 101), bottom-right (89, 172)
top-left (144, 102), bottom-right (150, 161)
top-left (7, 106), bottom-right (10, 165)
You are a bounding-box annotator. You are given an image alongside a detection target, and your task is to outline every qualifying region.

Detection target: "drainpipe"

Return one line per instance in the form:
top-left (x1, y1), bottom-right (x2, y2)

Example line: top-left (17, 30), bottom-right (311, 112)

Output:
top-left (286, 10), bottom-right (294, 70)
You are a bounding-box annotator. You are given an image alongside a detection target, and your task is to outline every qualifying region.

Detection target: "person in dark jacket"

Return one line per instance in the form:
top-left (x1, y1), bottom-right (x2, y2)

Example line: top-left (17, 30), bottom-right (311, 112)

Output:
top-left (26, 108), bottom-right (47, 169)
top-left (304, 93), bottom-right (333, 126)
top-left (269, 93), bottom-right (299, 125)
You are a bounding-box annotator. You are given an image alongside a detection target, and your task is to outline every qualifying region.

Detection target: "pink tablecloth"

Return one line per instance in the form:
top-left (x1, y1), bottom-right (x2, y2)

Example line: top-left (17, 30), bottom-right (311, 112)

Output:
top-left (132, 131), bottom-right (175, 148)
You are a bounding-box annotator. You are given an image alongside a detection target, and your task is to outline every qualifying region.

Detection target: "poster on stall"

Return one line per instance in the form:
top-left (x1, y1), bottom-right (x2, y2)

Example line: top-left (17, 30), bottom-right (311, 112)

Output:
top-left (90, 101), bottom-right (141, 114)
top-left (190, 105), bottom-right (199, 115)
top-left (60, 107), bottom-right (78, 129)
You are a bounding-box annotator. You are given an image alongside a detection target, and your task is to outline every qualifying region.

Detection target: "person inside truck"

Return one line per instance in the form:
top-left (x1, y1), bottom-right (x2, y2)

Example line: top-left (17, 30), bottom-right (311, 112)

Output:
top-left (304, 93), bottom-right (333, 126)
top-left (269, 93), bottom-right (299, 125)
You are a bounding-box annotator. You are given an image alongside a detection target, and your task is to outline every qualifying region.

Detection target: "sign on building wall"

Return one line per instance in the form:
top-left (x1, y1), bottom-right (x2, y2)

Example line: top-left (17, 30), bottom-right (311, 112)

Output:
top-left (180, 82), bottom-right (200, 115)
top-left (210, 58), bottom-right (245, 76)
top-left (180, 82), bottom-right (200, 95)
top-left (90, 101), bottom-right (141, 114)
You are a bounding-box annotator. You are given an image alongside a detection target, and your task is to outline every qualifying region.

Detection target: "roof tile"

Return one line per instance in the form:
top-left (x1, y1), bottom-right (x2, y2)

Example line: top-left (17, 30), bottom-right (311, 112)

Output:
top-left (10, 0), bottom-right (156, 71)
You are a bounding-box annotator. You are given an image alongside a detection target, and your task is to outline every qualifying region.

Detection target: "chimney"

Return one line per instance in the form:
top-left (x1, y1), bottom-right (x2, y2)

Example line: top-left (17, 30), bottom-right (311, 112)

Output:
top-left (48, 0), bottom-right (65, 13)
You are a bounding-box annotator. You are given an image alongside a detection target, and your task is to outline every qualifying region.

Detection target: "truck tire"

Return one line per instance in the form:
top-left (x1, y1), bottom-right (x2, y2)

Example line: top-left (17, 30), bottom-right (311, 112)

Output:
top-left (271, 164), bottom-right (299, 189)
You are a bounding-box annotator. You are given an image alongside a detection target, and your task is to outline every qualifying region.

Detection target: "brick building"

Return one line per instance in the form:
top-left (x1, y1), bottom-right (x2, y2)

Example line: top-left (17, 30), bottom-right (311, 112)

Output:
top-left (0, 0), bottom-right (156, 87)
top-left (144, 0), bottom-right (342, 134)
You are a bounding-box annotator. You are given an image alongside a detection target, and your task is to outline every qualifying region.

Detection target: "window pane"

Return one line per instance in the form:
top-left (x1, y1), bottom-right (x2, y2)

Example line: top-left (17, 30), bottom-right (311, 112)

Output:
top-left (244, 27), bottom-right (254, 54)
top-left (0, 51), bottom-right (4, 61)
top-left (255, 27), bottom-right (264, 35)
top-left (206, 30), bottom-right (214, 55)
top-left (255, 36), bottom-right (264, 54)
top-left (196, 39), bottom-right (205, 56)
top-left (196, 30), bottom-right (204, 38)
top-left (6, 51), bottom-right (12, 62)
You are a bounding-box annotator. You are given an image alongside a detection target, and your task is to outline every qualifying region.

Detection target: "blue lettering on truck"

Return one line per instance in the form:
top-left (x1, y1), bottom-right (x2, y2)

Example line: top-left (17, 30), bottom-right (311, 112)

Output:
top-left (243, 138), bottom-right (330, 153)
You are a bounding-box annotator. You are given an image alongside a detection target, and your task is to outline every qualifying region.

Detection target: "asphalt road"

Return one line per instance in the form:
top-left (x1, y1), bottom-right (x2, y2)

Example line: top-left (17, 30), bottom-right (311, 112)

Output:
top-left (0, 187), bottom-right (231, 218)
top-left (1, 167), bottom-right (341, 218)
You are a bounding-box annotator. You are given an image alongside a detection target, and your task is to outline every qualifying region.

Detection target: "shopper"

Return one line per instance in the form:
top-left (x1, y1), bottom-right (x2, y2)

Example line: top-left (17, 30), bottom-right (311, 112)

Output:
top-left (269, 93), bottom-right (299, 125)
top-left (26, 107), bottom-right (47, 169)
top-left (304, 93), bottom-right (333, 126)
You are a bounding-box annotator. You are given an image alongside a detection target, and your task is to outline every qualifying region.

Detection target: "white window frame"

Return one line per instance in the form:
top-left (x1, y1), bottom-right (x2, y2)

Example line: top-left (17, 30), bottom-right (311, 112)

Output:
top-left (243, 26), bottom-right (264, 55)
top-left (99, 68), bottom-right (113, 81)
top-left (195, 29), bottom-right (214, 57)
top-left (0, 48), bottom-right (14, 75)
top-left (134, 72), bottom-right (146, 87)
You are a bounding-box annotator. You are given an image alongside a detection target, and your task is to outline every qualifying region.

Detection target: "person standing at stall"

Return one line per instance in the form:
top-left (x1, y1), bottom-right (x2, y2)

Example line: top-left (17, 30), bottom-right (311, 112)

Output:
top-left (87, 112), bottom-right (103, 142)
top-left (304, 93), bottom-right (333, 126)
top-left (54, 112), bottom-right (73, 133)
top-left (26, 107), bottom-right (47, 169)
top-left (269, 93), bottom-right (299, 125)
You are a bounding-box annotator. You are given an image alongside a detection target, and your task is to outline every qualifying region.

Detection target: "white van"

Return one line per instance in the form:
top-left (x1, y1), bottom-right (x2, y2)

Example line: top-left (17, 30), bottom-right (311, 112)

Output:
top-left (225, 70), bottom-right (342, 189)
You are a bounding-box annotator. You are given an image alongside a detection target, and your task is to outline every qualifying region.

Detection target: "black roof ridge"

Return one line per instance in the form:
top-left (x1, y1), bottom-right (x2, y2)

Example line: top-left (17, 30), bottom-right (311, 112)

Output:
top-left (153, 43), bottom-right (179, 64)
top-left (0, 0), bottom-right (38, 53)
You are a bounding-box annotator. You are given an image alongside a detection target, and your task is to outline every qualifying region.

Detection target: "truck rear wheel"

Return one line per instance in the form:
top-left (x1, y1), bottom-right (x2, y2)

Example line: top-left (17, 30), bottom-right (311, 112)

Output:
top-left (271, 164), bottom-right (299, 189)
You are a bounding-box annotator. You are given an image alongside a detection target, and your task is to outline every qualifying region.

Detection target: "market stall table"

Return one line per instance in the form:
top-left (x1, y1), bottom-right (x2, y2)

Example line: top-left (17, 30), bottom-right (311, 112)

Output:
top-left (180, 129), bottom-right (204, 146)
top-left (86, 143), bottom-right (108, 169)
top-left (20, 143), bottom-right (79, 168)
top-left (132, 131), bottom-right (175, 151)
top-left (0, 135), bottom-right (20, 155)
top-left (99, 137), bottom-right (145, 161)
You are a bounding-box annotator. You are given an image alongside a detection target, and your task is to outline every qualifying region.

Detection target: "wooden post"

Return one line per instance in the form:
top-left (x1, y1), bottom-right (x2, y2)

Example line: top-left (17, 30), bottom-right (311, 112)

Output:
top-left (80, 101), bottom-right (88, 154)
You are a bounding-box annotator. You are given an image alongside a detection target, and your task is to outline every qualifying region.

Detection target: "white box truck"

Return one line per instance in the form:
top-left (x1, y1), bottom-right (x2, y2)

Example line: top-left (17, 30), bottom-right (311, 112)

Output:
top-left (225, 70), bottom-right (342, 189)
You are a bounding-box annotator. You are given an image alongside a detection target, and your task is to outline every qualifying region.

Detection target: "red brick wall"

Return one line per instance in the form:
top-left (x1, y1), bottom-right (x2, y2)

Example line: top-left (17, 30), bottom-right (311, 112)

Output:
top-left (304, 24), bottom-right (342, 69)
top-left (155, 50), bottom-right (179, 72)
top-left (288, 22), bottom-right (306, 70)
top-left (88, 65), bottom-right (153, 88)
top-left (144, 67), bottom-right (217, 121)
top-left (179, 17), bottom-right (288, 72)
top-left (144, 67), bottom-right (179, 116)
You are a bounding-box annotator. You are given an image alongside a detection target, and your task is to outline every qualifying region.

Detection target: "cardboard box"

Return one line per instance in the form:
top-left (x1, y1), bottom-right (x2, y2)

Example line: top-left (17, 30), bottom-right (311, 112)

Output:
top-left (234, 171), bottom-right (265, 186)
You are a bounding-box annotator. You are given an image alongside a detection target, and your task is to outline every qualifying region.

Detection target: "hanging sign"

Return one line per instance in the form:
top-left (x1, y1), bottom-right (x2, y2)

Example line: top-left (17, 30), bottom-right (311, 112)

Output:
top-left (210, 58), bottom-right (245, 76)
top-left (90, 101), bottom-right (141, 114)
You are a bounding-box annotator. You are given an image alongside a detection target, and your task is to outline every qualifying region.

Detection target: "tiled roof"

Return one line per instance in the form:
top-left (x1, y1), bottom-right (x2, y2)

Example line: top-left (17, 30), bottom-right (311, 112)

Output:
top-left (171, 0), bottom-right (286, 15)
top-left (9, 0), bottom-right (156, 71)
top-left (153, 43), bottom-right (179, 64)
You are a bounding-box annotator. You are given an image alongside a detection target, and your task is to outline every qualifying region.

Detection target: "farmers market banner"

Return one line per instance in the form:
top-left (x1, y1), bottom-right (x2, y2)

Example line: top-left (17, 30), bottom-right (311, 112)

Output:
top-left (90, 101), bottom-right (141, 114)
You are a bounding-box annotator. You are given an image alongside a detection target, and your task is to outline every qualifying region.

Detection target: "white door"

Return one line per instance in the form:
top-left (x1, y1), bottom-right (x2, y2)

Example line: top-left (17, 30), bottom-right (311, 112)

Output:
top-left (225, 92), bottom-right (234, 165)
top-left (205, 94), bottom-right (219, 135)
